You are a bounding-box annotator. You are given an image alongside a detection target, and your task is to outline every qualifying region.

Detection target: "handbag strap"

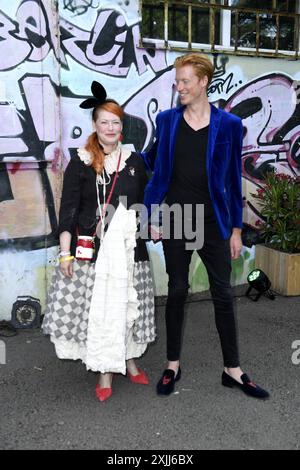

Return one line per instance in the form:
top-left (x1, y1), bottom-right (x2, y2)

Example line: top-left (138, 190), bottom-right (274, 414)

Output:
top-left (93, 149), bottom-right (122, 237)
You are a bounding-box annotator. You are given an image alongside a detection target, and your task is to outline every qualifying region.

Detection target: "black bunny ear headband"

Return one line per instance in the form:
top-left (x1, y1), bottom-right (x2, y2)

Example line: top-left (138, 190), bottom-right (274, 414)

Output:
top-left (79, 81), bottom-right (115, 109)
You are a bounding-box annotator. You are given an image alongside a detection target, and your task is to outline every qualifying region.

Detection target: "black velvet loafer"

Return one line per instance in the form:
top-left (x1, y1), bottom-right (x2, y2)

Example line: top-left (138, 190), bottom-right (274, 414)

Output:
top-left (156, 367), bottom-right (182, 395)
top-left (222, 371), bottom-right (270, 399)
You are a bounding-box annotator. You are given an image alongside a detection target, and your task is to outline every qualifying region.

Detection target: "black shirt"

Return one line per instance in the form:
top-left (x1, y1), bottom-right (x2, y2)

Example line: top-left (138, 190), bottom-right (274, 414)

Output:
top-left (165, 116), bottom-right (220, 240)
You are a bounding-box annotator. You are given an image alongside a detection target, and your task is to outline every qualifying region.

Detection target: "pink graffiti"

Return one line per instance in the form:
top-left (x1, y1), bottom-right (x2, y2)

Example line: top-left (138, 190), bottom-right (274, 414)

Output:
top-left (51, 148), bottom-right (61, 173)
top-left (124, 68), bottom-right (177, 150)
top-left (224, 73), bottom-right (300, 228)
top-left (226, 74), bottom-right (297, 156)
top-left (0, 75), bottom-right (59, 162)
top-left (226, 74), bottom-right (300, 178)
top-left (0, 102), bottom-right (28, 155)
top-left (21, 76), bottom-right (59, 143)
top-left (16, 0), bottom-right (58, 62)
top-left (9, 163), bottom-right (21, 174)
top-left (60, 95), bottom-right (94, 168)
top-left (60, 9), bottom-right (167, 76)
top-left (1, 4), bottom-right (166, 77)
top-left (0, 11), bottom-right (31, 70)
top-left (0, 0), bottom-right (58, 71)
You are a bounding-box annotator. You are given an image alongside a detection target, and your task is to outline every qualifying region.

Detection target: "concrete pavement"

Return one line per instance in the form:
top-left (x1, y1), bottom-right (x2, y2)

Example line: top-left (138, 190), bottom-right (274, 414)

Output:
top-left (0, 286), bottom-right (299, 450)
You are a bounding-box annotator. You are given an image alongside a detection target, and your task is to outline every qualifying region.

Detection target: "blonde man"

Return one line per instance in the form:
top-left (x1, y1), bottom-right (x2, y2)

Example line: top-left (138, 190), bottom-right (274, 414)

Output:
top-left (142, 53), bottom-right (269, 399)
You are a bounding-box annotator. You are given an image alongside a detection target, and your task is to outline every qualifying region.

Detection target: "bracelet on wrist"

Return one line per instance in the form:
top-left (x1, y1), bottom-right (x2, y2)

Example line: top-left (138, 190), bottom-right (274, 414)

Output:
top-left (59, 255), bottom-right (74, 263)
top-left (59, 250), bottom-right (71, 256)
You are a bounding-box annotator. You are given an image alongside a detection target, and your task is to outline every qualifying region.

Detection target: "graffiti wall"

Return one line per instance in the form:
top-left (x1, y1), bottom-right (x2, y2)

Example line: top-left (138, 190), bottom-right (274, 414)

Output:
top-left (0, 0), bottom-right (299, 320)
top-left (0, 0), bottom-right (61, 321)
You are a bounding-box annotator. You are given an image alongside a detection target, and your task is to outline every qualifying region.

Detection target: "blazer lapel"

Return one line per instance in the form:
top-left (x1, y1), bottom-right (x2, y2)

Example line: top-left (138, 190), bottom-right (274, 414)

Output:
top-left (169, 106), bottom-right (184, 171)
top-left (166, 104), bottom-right (222, 182)
top-left (207, 104), bottom-right (222, 175)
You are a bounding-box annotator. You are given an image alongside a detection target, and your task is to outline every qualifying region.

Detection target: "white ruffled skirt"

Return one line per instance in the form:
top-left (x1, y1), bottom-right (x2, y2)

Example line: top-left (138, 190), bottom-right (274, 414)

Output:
top-left (44, 204), bottom-right (153, 374)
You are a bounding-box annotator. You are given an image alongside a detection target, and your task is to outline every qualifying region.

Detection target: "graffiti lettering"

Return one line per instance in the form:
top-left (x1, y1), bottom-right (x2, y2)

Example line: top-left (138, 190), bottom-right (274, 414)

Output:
top-left (0, 0), bottom-right (58, 71)
top-left (212, 54), bottom-right (229, 79)
top-left (60, 9), bottom-right (167, 76)
top-left (63, 0), bottom-right (100, 16)
top-left (0, 10), bottom-right (32, 71)
top-left (208, 54), bottom-right (242, 99)
top-left (0, 75), bottom-right (59, 162)
top-left (0, 170), bottom-right (14, 203)
top-left (1, 0), bottom-right (300, 317)
top-left (208, 73), bottom-right (235, 96)
top-left (0, 5), bottom-right (166, 76)
top-left (224, 73), bottom-right (300, 229)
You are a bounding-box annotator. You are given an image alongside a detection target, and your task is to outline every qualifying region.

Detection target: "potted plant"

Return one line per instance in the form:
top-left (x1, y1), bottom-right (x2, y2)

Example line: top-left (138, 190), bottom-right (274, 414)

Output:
top-left (252, 171), bottom-right (300, 295)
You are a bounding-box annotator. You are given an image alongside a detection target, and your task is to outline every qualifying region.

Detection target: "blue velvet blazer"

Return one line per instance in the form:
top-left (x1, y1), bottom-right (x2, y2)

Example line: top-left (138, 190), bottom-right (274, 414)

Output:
top-left (141, 104), bottom-right (243, 240)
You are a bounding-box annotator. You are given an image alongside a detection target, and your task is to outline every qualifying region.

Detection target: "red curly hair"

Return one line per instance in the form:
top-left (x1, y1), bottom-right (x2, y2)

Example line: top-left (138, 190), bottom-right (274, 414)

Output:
top-left (85, 100), bottom-right (124, 174)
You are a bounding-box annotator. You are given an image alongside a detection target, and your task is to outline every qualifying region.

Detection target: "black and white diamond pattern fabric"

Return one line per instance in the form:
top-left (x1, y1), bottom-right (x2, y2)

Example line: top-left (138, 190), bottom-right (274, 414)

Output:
top-left (42, 260), bottom-right (155, 345)
top-left (133, 261), bottom-right (156, 344)
top-left (42, 260), bottom-right (95, 344)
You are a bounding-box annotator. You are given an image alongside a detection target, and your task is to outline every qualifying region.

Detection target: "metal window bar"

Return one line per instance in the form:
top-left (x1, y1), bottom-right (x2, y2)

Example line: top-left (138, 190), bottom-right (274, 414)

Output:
top-left (149, 5), bottom-right (153, 37)
top-left (296, 7), bottom-right (300, 57)
top-left (141, 0), bottom-right (299, 16)
top-left (234, 9), bottom-right (238, 52)
top-left (275, 13), bottom-right (279, 53)
top-left (256, 12), bottom-right (259, 55)
top-left (164, 0), bottom-right (168, 46)
top-left (210, 5), bottom-right (215, 50)
top-left (188, 4), bottom-right (192, 48)
top-left (140, 0), bottom-right (300, 59)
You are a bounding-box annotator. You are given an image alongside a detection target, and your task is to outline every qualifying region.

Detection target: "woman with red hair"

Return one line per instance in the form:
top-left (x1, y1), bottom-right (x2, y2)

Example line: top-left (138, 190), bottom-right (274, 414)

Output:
top-left (43, 82), bottom-right (156, 402)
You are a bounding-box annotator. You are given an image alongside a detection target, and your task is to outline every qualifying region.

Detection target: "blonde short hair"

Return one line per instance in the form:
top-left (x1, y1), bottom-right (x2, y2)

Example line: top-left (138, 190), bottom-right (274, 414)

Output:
top-left (174, 53), bottom-right (214, 88)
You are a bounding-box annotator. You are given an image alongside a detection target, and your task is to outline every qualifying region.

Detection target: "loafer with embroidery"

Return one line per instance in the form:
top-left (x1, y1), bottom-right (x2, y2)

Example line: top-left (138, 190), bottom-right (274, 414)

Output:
top-left (222, 371), bottom-right (270, 399)
top-left (156, 367), bottom-right (181, 395)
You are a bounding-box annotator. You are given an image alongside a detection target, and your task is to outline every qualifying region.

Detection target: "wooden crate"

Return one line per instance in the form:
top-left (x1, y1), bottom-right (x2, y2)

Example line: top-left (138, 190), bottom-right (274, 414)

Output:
top-left (255, 244), bottom-right (300, 296)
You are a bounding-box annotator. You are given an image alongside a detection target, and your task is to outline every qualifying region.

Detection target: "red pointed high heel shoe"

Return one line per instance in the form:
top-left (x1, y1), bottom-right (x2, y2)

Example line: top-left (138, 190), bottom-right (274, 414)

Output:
top-left (95, 383), bottom-right (112, 402)
top-left (127, 368), bottom-right (149, 385)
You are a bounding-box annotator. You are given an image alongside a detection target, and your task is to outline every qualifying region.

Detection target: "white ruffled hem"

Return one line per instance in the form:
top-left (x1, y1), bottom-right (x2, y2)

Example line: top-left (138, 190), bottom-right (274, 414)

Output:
top-left (51, 333), bottom-right (147, 374)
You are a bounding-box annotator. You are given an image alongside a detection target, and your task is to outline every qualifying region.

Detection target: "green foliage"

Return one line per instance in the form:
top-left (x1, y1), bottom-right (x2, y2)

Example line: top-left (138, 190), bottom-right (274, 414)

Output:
top-left (252, 172), bottom-right (300, 253)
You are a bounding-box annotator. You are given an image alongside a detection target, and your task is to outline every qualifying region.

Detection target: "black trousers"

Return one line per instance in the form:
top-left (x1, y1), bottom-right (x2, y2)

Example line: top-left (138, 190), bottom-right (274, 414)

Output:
top-left (162, 235), bottom-right (240, 368)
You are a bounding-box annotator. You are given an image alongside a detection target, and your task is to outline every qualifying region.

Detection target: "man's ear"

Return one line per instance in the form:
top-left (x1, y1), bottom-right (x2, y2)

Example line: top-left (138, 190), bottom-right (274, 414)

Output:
top-left (202, 75), bottom-right (208, 88)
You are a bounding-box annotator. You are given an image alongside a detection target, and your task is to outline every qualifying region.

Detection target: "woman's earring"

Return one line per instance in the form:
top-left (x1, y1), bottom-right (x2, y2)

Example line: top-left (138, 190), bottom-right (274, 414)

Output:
top-left (119, 133), bottom-right (123, 142)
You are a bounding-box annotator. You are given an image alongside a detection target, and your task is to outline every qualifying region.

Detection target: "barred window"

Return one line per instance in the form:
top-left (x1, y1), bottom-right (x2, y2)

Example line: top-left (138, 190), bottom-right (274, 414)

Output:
top-left (140, 0), bottom-right (300, 58)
